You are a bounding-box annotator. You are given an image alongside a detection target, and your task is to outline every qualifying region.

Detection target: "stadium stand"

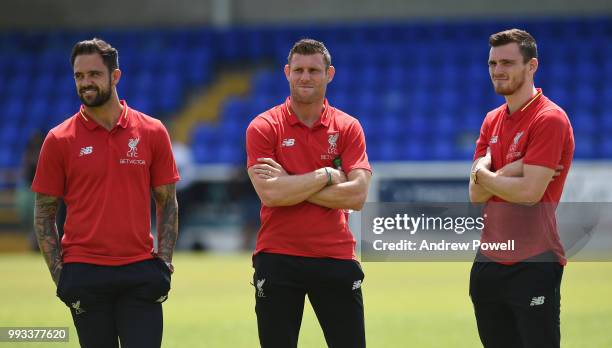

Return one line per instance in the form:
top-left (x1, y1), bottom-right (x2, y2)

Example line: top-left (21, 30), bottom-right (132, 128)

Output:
top-left (0, 17), bottom-right (610, 188)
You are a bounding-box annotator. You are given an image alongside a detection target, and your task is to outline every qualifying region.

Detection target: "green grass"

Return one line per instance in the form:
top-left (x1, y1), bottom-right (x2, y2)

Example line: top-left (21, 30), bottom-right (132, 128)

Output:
top-left (1, 253), bottom-right (611, 347)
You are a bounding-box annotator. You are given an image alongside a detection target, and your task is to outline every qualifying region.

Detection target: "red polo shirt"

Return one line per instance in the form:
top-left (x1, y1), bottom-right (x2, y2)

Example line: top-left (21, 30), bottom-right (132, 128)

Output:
top-left (473, 89), bottom-right (575, 264)
top-left (32, 100), bottom-right (180, 266)
top-left (246, 97), bottom-right (371, 260)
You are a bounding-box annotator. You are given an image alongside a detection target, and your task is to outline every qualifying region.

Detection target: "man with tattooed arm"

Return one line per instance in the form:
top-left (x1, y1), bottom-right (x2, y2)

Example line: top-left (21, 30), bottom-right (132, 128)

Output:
top-left (32, 38), bottom-right (179, 348)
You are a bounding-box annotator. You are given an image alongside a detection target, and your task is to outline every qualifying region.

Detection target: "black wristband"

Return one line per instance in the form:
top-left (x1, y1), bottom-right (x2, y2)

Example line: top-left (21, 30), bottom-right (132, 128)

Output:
top-left (324, 167), bottom-right (332, 186)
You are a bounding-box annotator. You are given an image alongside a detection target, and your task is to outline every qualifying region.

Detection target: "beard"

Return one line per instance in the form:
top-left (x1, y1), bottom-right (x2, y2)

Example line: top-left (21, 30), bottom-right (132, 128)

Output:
top-left (492, 71), bottom-right (526, 96)
top-left (78, 78), bottom-right (112, 107)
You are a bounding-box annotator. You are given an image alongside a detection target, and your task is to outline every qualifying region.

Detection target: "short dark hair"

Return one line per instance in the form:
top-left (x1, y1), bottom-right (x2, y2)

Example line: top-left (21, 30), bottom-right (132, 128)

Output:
top-left (287, 39), bottom-right (331, 69)
top-left (489, 29), bottom-right (537, 63)
top-left (70, 38), bottom-right (119, 72)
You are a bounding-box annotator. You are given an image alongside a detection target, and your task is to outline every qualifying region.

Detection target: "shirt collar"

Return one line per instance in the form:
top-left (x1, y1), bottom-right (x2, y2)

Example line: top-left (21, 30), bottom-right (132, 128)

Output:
top-left (505, 88), bottom-right (543, 117)
top-left (78, 100), bottom-right (130, 130)
top-left (283, 97), bottom-right (332, 128)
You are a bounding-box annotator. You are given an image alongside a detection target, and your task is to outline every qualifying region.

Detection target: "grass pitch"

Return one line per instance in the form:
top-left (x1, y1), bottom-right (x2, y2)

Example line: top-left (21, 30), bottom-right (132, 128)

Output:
top-left (1, 253), bottom-right (611, 347)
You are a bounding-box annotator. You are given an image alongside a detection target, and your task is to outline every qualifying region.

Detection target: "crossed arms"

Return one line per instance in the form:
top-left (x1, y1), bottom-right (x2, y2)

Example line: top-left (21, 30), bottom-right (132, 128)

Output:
top-left (469, 153), bottom-right (562, 205)
top-left (248, 158), bottom-right (371, 211)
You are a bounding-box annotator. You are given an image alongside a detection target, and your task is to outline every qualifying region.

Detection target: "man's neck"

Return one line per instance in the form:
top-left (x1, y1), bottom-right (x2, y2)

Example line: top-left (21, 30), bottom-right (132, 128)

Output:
top-left (505, 85), bottom-right (538, 115)
top-left (290, 99), bottom-right (325, 128)
top-left (83, 96), bottom-right (123, 131)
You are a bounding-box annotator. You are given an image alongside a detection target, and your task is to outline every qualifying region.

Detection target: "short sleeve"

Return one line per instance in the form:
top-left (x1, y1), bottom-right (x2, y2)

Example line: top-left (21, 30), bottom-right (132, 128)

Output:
top-left (522, 110), bottom-right (568, 170)
top-left (31, 132), bottom-right (65, 197)
top-left (246, 116), bottom-right (276, 168)
top-left (340, 120), bottom-right (371, 174)
top-left (473, 114), bottom-right (490, 161)
top-left (150, 122), bottom-right (180, 188)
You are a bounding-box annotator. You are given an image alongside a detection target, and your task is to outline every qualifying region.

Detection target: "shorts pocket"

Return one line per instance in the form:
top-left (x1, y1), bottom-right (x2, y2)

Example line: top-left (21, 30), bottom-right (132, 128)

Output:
top-left (153, 258), bottom-right (172, 280)
top-left (56, 264), bottom-right (71, 303)
top-left (314, 259), bottom-right (365, 290)
top-left (134, 259), bottom-right (171, 303)
top-left (55, 264), bottom-right (95, 309)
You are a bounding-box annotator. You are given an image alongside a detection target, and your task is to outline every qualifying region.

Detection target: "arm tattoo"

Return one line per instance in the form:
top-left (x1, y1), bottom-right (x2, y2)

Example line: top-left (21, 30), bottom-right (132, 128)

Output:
top-left (153, 184), bottom-right (179, 263)
top-left (33, 193), bottom-right (62, 285)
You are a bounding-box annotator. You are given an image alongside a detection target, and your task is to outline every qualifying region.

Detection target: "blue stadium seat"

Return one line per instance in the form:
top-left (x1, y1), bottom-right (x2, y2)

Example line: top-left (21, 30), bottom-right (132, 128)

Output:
top-left (192, 124), bottom-right (221, 163)
top-left (354, 90), bottom-right (378, 114)
top-left (48, 98), bottom-right (76, 127)
top-left (401, 137), bottom-right (427, 161)
top-left (407, 114), bottom-right (429, 137)
top-left (546, 86), bottom-right (569, 107)
top-left (219, 116), bottom-right (247, 142)
top-left (2, 99), bottom-right (25, 121)
top-left (32, 73), bottom-right (55, 97)
top-left (156, 71), bottom-right (183, 114)
top-left (571, 108), bottom-right (596, 134)
top-left (217, 141), bottom-right (244, 165)
top-left (0, 18), bottom-right (609, 170)
top-left (379, 90), bottom-right (404, 114)
top-left (601, 137), bottom-right (612, 159)
top-left (603, 60), bottom-right (612, 83)
top-left (28, 99), bottom-right (49, 130)
top-left (573, 133), bottom-right (597, 159)
top-left (184, 48), bottom-right (212, 86)
top-left (376, 138), bottom-right (399, 162)
top-left (130, 96), bottom-right (153, 116)
top-left (598, 106), bottom-right (612, 134)
top-left (379, 112), bottom-right (403, 138)
top-left (459, 108), bottom-right (484, 132)
top-left (0, 126), bottom-right (19, 147)
top-left (6, 75), bottom-right (29, 99)
top-left (133, 72), bottom-right (154, 96)
top-left (432, 138), bottom-right (454, 160)
top-left (0, 148), bottom-right (15, 169)
top-left (221, 97), bottom-right (248, 122)
top-left (432, 113), bottom-right (456, 136)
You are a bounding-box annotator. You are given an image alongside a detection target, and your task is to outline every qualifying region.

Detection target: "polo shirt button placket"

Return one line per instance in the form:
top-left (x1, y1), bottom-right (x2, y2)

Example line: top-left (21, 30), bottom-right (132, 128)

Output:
top-left (106, 132), bottom-right (112, 169)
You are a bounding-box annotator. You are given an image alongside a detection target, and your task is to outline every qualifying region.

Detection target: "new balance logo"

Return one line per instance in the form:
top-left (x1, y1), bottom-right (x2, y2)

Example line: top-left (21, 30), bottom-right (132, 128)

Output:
top-left (256, 278), bottom-right (266, 298)
top-left (71, 300), bottom-right (86, 315)
top-left (156, 295), bottom-right (168, 303)
top-left (282, 138), bottom-right (295, 147)
top-left (79, 146), bottom-right (93, 156)
top-left (530, 296), bottom-right (545, 306)
top-left (352, 280), bottom-right (362, 290)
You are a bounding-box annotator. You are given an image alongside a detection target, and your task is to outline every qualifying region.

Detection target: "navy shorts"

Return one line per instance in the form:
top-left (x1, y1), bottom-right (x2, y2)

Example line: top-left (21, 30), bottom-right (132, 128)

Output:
top-left (253, 252), bottom-right (366, 348)
top-left (57, 258), bottom-right (171, 348)
top-left (470, 252), bottom-right (563, 348)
